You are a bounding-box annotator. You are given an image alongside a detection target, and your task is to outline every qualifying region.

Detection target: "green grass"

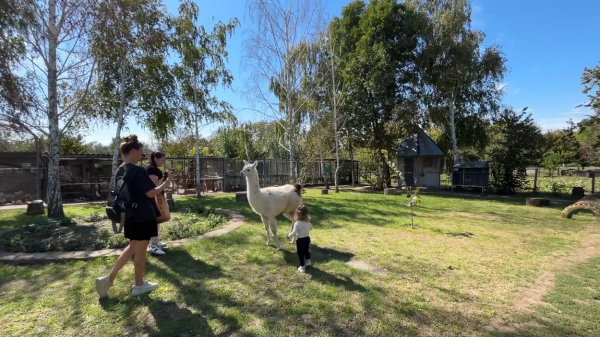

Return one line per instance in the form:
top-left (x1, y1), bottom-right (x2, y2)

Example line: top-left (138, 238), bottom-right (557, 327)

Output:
top-left (0, 190), bottom-right (599, 336)
top-left (0, 204), bottom-right (105, 231)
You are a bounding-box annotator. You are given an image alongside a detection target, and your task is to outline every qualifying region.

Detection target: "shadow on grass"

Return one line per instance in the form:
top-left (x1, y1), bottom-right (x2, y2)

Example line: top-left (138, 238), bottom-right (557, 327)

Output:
top-left (279, 244), bottom-right (367, 292)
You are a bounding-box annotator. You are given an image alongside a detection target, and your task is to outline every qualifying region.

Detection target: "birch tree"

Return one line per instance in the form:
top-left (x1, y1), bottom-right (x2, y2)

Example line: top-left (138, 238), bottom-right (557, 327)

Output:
top-left (172, 0), bottom-right (238, 198)
top-left (4, 0), bottom-right (98, 217)
top-left (243, 0), bottom-right (324, 179)
top-left (321, 27), bottom-right (347, 193)
top-left (89, 0), bottom-right (178, 194)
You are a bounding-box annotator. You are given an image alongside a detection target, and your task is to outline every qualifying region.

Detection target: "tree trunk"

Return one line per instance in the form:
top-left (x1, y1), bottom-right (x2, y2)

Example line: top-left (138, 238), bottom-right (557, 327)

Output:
top-left (316, 123), bottom-right (327, 189)
top-left (193, 74), bottom-right (201, 198)
top-left (46, 0), bottom-right (63, 218)
top-left (349, 138), bottom-right (355, 187)
top-left (108, 57), bottom-right (127, 197)
top-left (334, 120), bottom-right (340, 193)
top-left (288, 105), bottom-right (296, 181)
top-left (449, 98), bottom-right (460, 165)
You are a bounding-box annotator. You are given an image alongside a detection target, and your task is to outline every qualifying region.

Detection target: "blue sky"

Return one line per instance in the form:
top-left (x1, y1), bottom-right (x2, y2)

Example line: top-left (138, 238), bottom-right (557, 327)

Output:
top-left (85, 0), bottom-right (600, 144)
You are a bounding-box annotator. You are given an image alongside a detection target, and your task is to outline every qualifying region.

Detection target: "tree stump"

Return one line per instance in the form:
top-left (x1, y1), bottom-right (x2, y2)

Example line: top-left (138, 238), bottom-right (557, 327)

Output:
top-left (526, 198), bottom-right (550, 207)
top-left (235, 192), bottom-right (248, 202)
top-left (26, 200), bottom-right (45, 215)
top-left (572, 187), bottom-right (585, 197)
top-left (321, 189), bottom-right (329, 195)
top-left (384, 188), bottom-right (397, 196)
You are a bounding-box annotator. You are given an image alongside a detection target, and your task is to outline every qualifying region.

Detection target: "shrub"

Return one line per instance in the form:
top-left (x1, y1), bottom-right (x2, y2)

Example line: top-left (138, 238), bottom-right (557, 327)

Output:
top-left (160, 213), bottom-right (227, 241)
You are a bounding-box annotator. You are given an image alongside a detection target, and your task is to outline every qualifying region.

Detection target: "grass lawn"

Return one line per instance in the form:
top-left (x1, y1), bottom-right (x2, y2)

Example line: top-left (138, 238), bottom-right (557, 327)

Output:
top-left (1, 190), bottom-right (599, 336)
top-left (0, 203), bottom-right (105, 231)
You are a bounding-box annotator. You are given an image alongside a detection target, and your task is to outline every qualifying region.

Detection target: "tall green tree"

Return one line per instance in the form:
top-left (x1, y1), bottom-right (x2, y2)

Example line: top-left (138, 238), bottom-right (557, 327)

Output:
top-left (89, 0), bottom-right (179, 193)
top-left (407, 0), bottom-right (506, 165)
top-left (172, 0), bottom-right (238, 198)
top-left (576, 114), bottom-right (600, 167)
top-left (580, 63), bottom-right (600, 112)
top-left (330, 0), bottom-right (422, 189)
top-left (487, 108), bottom-right (544, 194)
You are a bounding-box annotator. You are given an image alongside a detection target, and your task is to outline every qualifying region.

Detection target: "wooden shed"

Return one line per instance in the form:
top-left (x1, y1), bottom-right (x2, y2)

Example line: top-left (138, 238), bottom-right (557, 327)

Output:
top-left (452, 161), bottom-right (490, 192)
top-left (396, 127), bottom-right (444, 188)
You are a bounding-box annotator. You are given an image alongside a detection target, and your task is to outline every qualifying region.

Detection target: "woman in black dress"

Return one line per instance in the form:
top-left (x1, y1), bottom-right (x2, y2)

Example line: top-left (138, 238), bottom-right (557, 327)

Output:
top-left (145, 151), bottom-right (169, 256)
top-left (95, 135), bottom-right (171, 297)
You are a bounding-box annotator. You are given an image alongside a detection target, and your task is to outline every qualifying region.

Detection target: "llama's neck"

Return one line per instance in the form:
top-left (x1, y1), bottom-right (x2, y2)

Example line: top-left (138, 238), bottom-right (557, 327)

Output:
top-left (245, 176), bottom-right (263, 198)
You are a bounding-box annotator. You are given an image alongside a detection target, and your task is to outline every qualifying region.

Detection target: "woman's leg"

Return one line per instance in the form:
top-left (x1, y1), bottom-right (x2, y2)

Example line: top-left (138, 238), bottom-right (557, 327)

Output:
top-left (133, 240), bottom-right (149, 286)
top-left (109, 242), bottom-right (135, 282)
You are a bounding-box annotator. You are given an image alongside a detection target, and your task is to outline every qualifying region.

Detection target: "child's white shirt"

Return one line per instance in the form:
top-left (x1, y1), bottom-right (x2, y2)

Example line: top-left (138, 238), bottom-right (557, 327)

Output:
top-left (288, 220), bottom-right (312, 238)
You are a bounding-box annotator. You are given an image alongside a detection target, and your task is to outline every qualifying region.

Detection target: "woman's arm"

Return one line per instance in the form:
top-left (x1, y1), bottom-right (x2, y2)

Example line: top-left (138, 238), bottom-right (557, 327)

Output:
top-left (145, 177), bottom-right (170, 198)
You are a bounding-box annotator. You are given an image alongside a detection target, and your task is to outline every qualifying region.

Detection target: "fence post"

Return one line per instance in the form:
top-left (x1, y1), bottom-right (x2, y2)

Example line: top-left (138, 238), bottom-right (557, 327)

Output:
top-left (592, 172), bottom-right (596, 194)
top-left (533, 168), bottom-right (539, 193)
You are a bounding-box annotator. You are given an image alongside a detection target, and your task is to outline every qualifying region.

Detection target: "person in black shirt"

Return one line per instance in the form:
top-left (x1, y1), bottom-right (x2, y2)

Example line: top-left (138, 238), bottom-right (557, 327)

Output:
top-left (95, 135), bottom-right (171, 298)
top-left (145, 151), bottom-right (169, 256)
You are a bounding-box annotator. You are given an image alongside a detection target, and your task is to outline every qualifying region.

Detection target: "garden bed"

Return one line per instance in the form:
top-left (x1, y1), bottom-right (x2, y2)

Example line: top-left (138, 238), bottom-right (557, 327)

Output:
top-left (0, 207), bottom-right (227, 253)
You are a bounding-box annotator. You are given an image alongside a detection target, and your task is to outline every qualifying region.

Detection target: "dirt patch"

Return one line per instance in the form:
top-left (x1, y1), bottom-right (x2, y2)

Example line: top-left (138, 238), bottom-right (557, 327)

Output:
top-left (346, 259), bottom-right (388, 276)
top-left (485, 228), bottom-right (600, 332)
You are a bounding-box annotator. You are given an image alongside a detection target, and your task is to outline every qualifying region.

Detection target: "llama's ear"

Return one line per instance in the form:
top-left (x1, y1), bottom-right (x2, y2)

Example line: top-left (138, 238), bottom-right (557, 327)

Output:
top-left (243, 160), bottom-right (249, 165)
top-left (252, 161), bottom-right (258, 168)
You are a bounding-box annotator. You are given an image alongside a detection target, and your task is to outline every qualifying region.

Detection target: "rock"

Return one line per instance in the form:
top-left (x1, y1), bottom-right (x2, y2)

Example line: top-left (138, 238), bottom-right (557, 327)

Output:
top-left (15, 200), bottom-right (23, 205)
top-left (321, 189), bottom-right (329, 195)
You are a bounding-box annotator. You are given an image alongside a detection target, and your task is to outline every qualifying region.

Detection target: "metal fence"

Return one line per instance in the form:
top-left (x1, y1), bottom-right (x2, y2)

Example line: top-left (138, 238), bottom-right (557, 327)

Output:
top-left (162, 157), bottom-right (360, 194)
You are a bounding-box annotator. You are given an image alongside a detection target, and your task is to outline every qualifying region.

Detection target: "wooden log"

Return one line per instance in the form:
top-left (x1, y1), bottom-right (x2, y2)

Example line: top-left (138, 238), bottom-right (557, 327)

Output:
top-left (235, 192), bottom-right (248, 202)
top-left (321, 189), bottom-right (329, 195)
top-left (526, 198), bottom-right (550, 207)
top-left (26, 200), bottom-right (45, 215)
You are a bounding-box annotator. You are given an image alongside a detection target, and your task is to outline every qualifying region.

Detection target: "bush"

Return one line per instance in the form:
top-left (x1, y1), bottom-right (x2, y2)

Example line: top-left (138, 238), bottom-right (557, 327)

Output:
top-left (160, 213), bottom-right (227, 241)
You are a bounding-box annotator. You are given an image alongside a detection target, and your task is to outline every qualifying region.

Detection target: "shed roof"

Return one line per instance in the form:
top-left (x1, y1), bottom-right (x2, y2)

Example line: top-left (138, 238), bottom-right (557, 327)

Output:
top-left (396, 127), bottom-right (444, 157)
top-left (453, 161), bottom-right (489, 169)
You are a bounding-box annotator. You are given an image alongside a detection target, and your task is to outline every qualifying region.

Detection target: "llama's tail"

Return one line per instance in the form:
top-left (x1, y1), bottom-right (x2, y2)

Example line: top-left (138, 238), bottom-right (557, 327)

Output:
top-left (294, 184), bottom-right (302, 196)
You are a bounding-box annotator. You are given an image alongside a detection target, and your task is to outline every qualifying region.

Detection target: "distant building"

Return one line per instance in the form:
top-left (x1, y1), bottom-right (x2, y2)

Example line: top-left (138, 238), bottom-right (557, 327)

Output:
top-left (396, 127), bottom-right (444, 189)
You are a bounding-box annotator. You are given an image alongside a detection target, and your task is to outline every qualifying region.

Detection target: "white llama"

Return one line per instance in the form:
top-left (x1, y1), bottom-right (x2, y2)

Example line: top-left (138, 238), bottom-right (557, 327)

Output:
top-left (240, 160), bottom-right (303, 250)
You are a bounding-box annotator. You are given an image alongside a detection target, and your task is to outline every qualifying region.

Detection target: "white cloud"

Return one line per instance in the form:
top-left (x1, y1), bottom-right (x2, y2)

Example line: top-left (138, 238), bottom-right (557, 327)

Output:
top-left (472, 2), bottom-right (483, 13)
top-left (561, 107), bottom-right (592, 115)
top-left (538, 117), bottom-right (583, 132)
top-left (496, 83), bottom-right (509, 92)
top-left (514, 88), bottom-right (521, 95)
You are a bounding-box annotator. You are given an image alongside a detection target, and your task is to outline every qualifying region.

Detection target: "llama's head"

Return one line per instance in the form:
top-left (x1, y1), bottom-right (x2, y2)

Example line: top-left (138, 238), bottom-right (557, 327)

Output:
top-left (240, 160), bottom-right (259, 180)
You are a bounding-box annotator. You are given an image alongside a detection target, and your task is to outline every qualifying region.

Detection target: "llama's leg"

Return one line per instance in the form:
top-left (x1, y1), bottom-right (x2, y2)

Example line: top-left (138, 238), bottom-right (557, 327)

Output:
top-left (269, 216), bottom-right (281, 250)
top-left (289, 222), bottom-right (295, 244)
top-left (283, 211), bottom-right (296, 243)
top-left (260, 215), bottom-right (271, 247)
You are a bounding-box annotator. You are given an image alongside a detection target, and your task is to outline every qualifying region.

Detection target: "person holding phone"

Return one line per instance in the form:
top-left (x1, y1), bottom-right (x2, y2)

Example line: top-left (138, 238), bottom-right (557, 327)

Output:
top-left (145, 151), bottom-right (170, 256)
top-left (95, 135), bottom-right (171, 297)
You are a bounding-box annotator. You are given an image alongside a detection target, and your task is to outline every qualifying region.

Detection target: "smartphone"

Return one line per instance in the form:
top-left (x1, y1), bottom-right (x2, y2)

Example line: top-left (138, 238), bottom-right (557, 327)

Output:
top-left (163, 172), bottom-right (169, 179)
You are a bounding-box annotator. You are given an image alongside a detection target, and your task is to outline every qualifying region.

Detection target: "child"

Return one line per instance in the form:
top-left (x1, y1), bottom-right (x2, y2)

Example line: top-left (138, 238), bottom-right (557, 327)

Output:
top-left (286, 205), bottom-right (313, 273)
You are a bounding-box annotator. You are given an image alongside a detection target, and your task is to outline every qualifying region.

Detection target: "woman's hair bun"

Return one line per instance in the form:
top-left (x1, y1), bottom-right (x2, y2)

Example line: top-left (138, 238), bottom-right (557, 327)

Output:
top-left (124, 134), bottom-right (138, 143)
